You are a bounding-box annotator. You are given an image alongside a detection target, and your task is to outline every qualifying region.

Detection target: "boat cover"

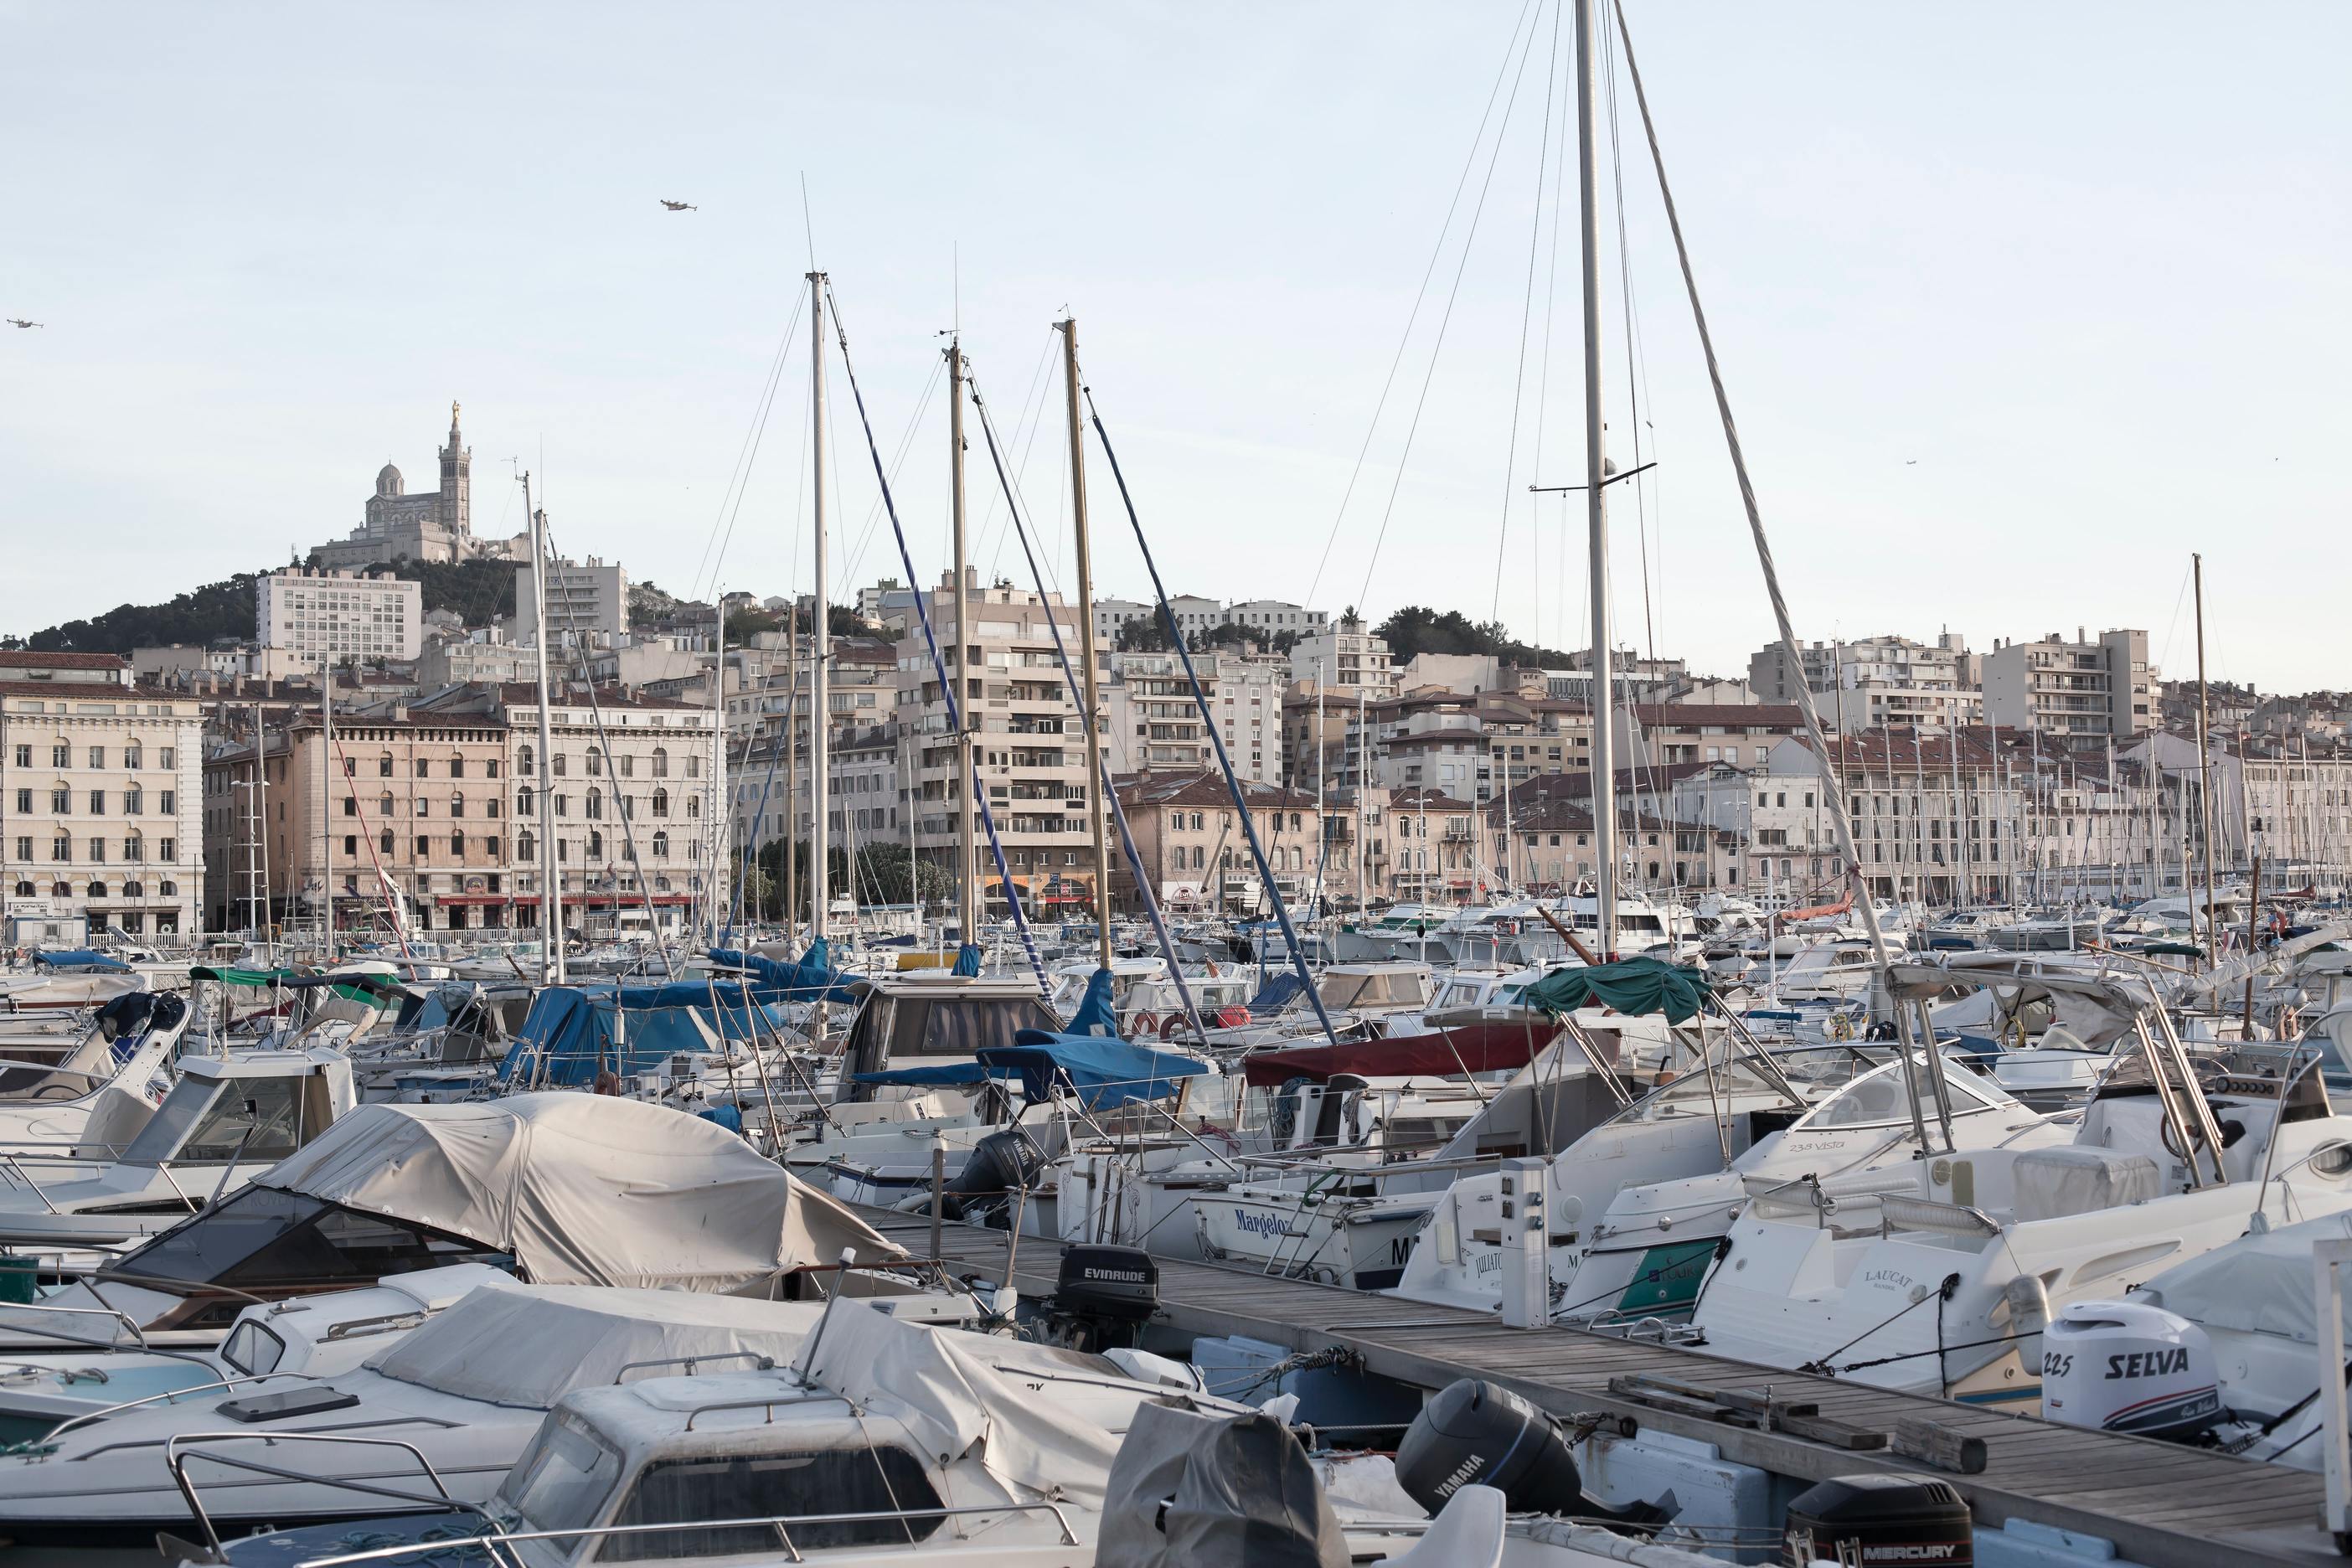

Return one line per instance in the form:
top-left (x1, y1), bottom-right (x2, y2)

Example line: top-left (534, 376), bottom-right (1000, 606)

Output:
top-left (1521, 957), bottom-right (1712, 1023)
top-left (952, 942), bottom-right (984, 977)
top-left (706, 937), bottom-right (863, 1003)
top-left (255, 1095), bottom-right (900, 1292)
top-left (31, 949), bottom-right (129, 972)
top-left (189, 966), bottom-right (296, 987)
top-left (1097, 1401), bottom-right (1346, 1568)
top-left (1240, 1027), bottom-right (1551, 1089)
top-left (369, 1282), bottom-right (823, 1408)
top-left (2139, 1210), bottom-right (2352, 1346)
top-left (852, 1036), bottom-right (1208, 1111)
top-left (498, 983), bottom-right (794, 1088)
top-left (794, 1299), bottom-right (1127, 1507)
top-left (1247, 972), bottom-right (1308, 1017)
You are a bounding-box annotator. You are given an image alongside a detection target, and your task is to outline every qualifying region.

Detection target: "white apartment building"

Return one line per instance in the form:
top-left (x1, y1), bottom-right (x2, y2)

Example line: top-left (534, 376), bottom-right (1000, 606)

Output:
top-left (1223, 600), bottom-right (1326, 638)
top-left (516, 555), bottom-right (630, 642)
top-left (1749, 632), bottom-right (1980, 733)
top-left (1, 652), bottom-right (203, 941)
top-left (1104, 651), bottom-right (1284, 785)
top-left (258, 568), bottom-right (423, 662)
top-left (1289, 615), bottom-right (1395, 697)
top-left (900, 570), bottom-right (1109, 913)
top-left (1981, 628), bottom-right (2155, 744)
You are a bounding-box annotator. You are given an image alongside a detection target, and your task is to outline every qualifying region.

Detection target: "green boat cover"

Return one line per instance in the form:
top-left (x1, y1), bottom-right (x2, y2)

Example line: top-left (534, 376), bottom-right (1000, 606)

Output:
top-left (1521, 955), bottom-right (1713, 1024)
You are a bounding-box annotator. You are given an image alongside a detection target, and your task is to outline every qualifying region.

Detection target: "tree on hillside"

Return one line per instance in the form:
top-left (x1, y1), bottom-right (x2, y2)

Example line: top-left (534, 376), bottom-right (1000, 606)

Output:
top-left (1375, 605), bottom-right (1574, 670)
top-left (1115, 616), bottom-right (1173, 652)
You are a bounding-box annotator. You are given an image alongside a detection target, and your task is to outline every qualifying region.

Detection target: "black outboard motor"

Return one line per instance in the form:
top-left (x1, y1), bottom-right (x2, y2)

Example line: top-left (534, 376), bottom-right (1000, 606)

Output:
top-left (1044, 1245), bottom-right (1159, 1352)
top-left (939, 1127), bottom-right (1045, 1225)
top-left (1782, 1475), bottom-right (1973, 1566)
top-left (1395, 1379), bottom-right (1583, 1514)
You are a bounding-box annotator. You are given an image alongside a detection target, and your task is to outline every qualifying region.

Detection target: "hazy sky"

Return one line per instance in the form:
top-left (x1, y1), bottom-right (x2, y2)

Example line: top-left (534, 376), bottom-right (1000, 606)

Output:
top-left (4, 3), bottom-right (2346, 692)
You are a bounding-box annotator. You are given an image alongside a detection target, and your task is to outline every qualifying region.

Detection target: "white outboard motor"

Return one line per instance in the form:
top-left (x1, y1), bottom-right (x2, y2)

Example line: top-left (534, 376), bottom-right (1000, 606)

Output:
top-left (2040, 1299), bottom-right (2222, 1440)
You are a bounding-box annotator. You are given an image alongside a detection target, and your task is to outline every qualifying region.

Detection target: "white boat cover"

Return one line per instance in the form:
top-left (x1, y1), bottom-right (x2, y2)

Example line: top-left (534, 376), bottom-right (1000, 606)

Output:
top-left (368, 1282), bottom-right (823, 1407)
top-left (255, 1093), bottom-right (900, 1292)
top-left (2139, 1210), bottom-right (2352, 1346)
top-left (793, 1299), bottom-right (1127, 1504)
top-left (2011, 1147), bottom-right (2162, 1224)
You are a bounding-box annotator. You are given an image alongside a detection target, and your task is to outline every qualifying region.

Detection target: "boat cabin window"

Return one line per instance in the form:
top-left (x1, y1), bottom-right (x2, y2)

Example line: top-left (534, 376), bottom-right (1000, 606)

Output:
top-left (598, 1445), bottom-right (946, 1559)
top-left (219, 1318), bottom-right (286, 1377)
top-left (1318, 970), bottom-right (1426, 1010)
top-left (1797, 1060), bottom-right (2009, 1131)
top-left (844, 993), bottom-right (1061, 1074)
top-left (104, 1186), bottom-right (508, 1292)
top-left (505, 1411), bottom-right (625, 1543)
top-left (121, 1074), bottom-right (311, 1164)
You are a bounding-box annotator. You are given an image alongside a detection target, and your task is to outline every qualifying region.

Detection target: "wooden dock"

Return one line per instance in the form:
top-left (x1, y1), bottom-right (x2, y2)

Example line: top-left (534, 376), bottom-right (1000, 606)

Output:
top-left (855, 1204), bottom-right (2341, 1568)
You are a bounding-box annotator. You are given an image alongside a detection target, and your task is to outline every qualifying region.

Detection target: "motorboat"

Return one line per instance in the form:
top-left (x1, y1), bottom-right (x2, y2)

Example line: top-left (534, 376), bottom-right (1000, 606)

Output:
top-left (0, 1091), bottom-right (900, 1364)
top-left (0, 1045), bottom-right (357, 1269)
top-left (1689, 1025), bottom-right (2352, 1411)
top-left (345, 977), bottom-right (534, 1102)
top-left (0, 988), bottom-right (186, 1156)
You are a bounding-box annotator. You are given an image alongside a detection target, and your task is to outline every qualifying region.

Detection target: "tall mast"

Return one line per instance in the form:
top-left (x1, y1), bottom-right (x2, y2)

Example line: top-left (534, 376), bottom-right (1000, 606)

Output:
top-left (250, 702), bottom-right (268, 942)
top-left (523, 472), bottom-right (564, 984)
top-left (1575, 0), bottom-right (1617, 958)
top-left (1314, 660), bottom-right (1326, 916)
top-left (709, 600), bottom-right (726, 944)
top-left (807, 273), bottom-right (832, 950)
top-left (1060, 317), bottom-right (1116, 972)
top-left (1357, 682), bottom-right (1368, 912)
top-left (320, 654), bottom-right (333, 955)
top-left (781, 611), bottom-right (797, 949)
top-left (2193, 552), bottom-right (2219, 963)
top-left (946, 336), bottom-right (978, 945)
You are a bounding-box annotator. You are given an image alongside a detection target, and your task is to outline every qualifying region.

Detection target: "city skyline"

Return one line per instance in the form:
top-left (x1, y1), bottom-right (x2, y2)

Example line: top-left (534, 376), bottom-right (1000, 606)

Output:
top-left (4, 3), bottom-right (2346, 694)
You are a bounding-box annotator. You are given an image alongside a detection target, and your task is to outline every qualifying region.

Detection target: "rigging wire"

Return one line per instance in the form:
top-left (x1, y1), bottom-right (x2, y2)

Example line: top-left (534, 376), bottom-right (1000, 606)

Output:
top-left (692, 286), bottom-right (809, 603)
top-left (1301, 0), bottom-right (1540, 613)
top-left (1352, 9), bottom-right (1549, 616)
top-left (1490, 0), bottom-right (1566, 627)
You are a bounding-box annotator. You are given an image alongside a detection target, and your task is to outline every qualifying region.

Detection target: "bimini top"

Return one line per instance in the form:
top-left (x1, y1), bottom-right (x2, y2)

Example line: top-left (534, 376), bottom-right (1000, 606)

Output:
top-left (1522, 956), bottom-right (1713, 1024)
top-left (255, 1094), bottom-right (901, 1292)
top-left (369, 1282), bottom-right (825, 1409)
top-left (32, 949), bottom-right (130, 973)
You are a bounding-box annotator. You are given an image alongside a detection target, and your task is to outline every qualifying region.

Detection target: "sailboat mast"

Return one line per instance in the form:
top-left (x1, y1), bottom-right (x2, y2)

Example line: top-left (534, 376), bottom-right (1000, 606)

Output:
top-left (947, 337), bottom-right (978, 945)
top-left (807, 272), bottom-right (832, 950)
top-left (523, 471), bottom-right (564, 984)
top-left (2193, 552), bottom-right (2219, 962)
top-left (1575, 0), bottom-right (1617, 959)
top-left (320, 652), bottom-right (333, 955)
top-left (1059, 318), bottom-right (1116, 972)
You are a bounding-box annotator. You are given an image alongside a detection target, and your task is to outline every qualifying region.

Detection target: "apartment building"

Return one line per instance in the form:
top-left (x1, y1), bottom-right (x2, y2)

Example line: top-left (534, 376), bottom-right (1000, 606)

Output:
top-left (900, 570), bottom-right (1108, 914)
top-left (1105, 650), bottom-right (1284, 784)
top-left (1981, 628), bottom-right (2155, 744)
top-left (1111, 771), bottom-right (1359, 913)
top-left (1288, 614), bottom-right (1395, 699)
top-left (1748, 632), bottom-right (1979, 733)
top-left (0, 653), bottom-right (203, 941)
top-left (256, 567), bottom-right (423, 662)
top-left (1619, 703), bottom-right (1804, 769)
top-left (515, 555), bottom-right (630, 642)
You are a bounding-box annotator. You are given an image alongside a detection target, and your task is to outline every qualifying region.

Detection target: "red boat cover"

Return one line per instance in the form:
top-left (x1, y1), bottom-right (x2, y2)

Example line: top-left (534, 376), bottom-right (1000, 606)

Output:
top-left (1240, 1019), bottom-right (1558, 1088)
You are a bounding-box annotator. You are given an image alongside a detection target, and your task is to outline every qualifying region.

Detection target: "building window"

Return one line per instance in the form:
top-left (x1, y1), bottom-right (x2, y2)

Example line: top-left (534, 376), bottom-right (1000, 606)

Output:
top-left (157, 838), bottom-right (173, 861)
top-left (587, 748), bottom-right (604, 776)
top-left (450, 795), bottom-right (466, 818)
top-left (49, 787), bottom-right (68, 813)
top-left (344, 834), bottom-right (357, 856)
top-left (124, 786), bottom-right (143, 814)
top-left (50, 745), bottom-right (68, 769)
top-left (10, 745), bottom-right (26, 768)
top-left (585, 788), bottom-right (603, 821)
top-left (379, 830), bottom-right (395, 854)
top-left (124, 745), bottom-right (142, 770)
top-left (126, 833), bottom-right (143, 860)
top-left (415, 797), bottom-right (430, 818)
top-left (449, 758), bottom-right (466, 780)
top-left (553, 754), bottom-right (568, 778)
top-left (518, 831), bottom-right (537, 861)
top-left (379, 754), bottom-right (393, 776)
top-left (379, 793), bottom-right (394, 818)
top-left (619, 754), bottom-right (633, 778)
top-left (652, 747), bottom-right (669, 778)
top-left (415, 837), bottom-right (430, 859)
top-left (451, 830), bottom-right (467, 856)
top-left (88, 838), bottom-right (106, 863)
top-left (686, 754), bottom-right (701, 779)
top-left (517, 790), bottom-right (534, 817)
top-left (86, 880), bottom-right (106, 899)
top-left (88, 790), bottom-right (105, 814)
top-left (652, 788), bottom-right (669, 818)
top-left (86, 746), bottom-right (105, 769)
top-left (343, 797), bottom-right (357, 818)
top-left (652, 831), bottom-right (669, 858)
top-left (587, 830), bottom-right (604, 859)
top-left (415, 758), bottom-right (431, 778)
top-left (159, 747), bottom-right (174, 768)
top-left (518, 746), bottom-right (534, 777)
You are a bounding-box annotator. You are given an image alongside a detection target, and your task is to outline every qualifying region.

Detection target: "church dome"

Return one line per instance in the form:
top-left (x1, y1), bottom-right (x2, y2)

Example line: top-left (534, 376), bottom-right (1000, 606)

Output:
top-left (375, 463), bottom-right (405, 498)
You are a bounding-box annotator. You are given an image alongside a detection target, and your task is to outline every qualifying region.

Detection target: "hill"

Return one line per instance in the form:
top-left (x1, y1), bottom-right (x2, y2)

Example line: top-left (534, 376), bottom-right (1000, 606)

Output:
top-left (16, 557), bottom-right (518, 655)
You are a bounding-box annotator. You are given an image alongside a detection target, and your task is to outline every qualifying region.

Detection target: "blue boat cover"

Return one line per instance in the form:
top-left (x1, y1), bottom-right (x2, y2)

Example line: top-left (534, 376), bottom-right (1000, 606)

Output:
top-left (498, 982), bottom-right (793, 1088)
top-left (1246, 972), bottom-right (1307, 1017)
top-left (952, 943), bottom-right (983, 977)
top-left (705, 940), bottom-right (862, 1003)
top-left (1065, 967), bottom-right (1121, 1038)
top-left (32, 949), bottom-right (128, 972)
top-left (852, 1035), bottom-right (1207, 1111)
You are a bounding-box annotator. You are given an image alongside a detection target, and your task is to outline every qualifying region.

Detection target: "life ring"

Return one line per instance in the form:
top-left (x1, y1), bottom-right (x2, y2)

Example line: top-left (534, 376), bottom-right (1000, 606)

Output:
top-left (1128, 1010), bottom-right (1160, 1039)
top-left (1159, 1013), bottom-right (1187, 1040)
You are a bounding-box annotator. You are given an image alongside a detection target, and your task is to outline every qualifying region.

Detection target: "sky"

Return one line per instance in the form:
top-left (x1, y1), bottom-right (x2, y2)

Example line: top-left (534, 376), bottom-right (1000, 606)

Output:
top-left (3, 3), bottom-right (2347, 694)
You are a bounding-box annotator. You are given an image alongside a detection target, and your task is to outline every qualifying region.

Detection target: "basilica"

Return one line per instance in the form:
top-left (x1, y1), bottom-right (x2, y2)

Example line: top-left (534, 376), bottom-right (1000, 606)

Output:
top-left (309, 403), bottom-right (528, 570)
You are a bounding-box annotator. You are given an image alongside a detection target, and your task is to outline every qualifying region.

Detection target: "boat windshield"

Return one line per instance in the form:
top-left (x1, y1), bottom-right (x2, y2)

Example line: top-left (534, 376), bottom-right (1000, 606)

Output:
top-left (1597, 1044), bottom-right (1882, 1129)
top-left (1794, 1058), bottom-right (2014, 1131)
top-left (601, 1445), bottom-right (946, 1559)
top-left (1318, 970), bottom-right (1427, 1010)
top-left (503, 1411), bottom-right (625, 1539)
top-left (101, 1184), bottom-right (507, 1294)
top-left (121, 1072), bottom-right (309, 1165)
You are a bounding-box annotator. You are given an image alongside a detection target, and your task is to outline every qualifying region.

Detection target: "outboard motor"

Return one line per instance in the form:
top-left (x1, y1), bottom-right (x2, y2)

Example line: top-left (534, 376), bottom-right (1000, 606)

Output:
top-left (939, 1127), bottom-right (1045, 1225)
top-left (2040, 1299), bottom-right (2222, 1440)
top-left (1044, 1245), bottom-right (1159, 1352)
top-left (1782, 1474), bottom-right (1973, 1565)
top-left (1395, 1379), bottom-right (1582, 1515)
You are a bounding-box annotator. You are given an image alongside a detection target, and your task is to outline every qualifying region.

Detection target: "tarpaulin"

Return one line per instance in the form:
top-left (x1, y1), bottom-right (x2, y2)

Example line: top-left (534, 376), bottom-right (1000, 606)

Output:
top-left (1520, 956), bottom-right (1713, 1024)
top-left (498, 983), bottom-right (793, 1088)
top-left (705, 938), bottom-right (863, 1003)
top-left (33, 949), bottom-right (129, 973)
top-left (853, 1035), bottom-right (1207, 1112)
top-left (1239, 1022), bottom-right (1555, 1088)
top-left (952, 942), bottom-right (983, 977)
top-left (1064, 967), bottom-right (1121, 1038)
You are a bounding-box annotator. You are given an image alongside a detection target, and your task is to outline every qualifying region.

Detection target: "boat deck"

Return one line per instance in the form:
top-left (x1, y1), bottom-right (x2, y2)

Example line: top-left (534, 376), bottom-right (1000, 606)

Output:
top-left (854, 1203), bottom-right (2340, 1568)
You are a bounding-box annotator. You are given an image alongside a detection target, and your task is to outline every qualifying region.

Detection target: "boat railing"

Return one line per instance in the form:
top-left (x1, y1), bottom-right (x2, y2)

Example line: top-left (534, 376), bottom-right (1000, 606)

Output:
top-left (611, 1347), bottom-right (778, 1384)
top-left (275, 1499), bottom-right (1086, 1568)
top-left (0, 1296), bottom-right (155, 1350)
top-left (44, 1368), bottom-right (315, 1442)
top-left (164, 1430), bottom-right (467, 1560)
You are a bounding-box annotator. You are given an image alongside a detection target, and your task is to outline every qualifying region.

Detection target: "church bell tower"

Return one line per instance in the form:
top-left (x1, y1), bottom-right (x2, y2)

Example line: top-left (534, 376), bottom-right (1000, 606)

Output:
top-left (437, 400), bottom-right (472, 542)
